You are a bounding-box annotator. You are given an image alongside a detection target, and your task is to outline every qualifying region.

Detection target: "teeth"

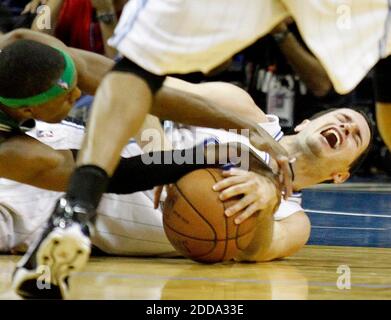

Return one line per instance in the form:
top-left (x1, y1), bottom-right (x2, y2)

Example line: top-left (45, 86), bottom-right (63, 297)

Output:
top-left (328, 129), bottom-right (341, 147)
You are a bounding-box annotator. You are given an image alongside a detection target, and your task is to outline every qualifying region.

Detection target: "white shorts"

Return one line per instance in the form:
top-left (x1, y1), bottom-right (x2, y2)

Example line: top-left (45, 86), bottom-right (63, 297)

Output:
top-left (109, 0), bottom-right (289, 75)
top-left (282, 0), bottom-right (391, 94)
top-left (110, 0), bottom-right (391, 93)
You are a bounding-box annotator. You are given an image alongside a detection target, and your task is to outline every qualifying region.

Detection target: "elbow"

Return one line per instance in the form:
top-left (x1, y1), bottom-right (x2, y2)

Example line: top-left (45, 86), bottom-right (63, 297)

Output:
top-left (0, 29), bottom-right (22, 49)
top-left (1, 28), bottom-right (31, 48)
top-left (9, 28), bottom-right (29, 41)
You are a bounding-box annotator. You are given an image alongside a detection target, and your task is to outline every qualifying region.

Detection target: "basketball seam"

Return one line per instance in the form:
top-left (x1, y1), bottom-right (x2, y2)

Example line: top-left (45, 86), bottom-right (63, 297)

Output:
top-left (163, 221), bottom-right (218, 259)
top-left (205, 169), bottom-right (257, 252)
top-left (205, 168), bottom-right (229, 261)
top-left (163, 218), bottom-right (247, 241)
top-left (173, 183), bottom-right (218, 241)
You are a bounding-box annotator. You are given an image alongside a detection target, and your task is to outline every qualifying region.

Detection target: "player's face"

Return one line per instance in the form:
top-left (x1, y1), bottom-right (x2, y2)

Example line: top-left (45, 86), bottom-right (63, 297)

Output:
top-left (30, 85), bottom-right (82, 123)
top-left (294, 109), bottom-right (371, 179)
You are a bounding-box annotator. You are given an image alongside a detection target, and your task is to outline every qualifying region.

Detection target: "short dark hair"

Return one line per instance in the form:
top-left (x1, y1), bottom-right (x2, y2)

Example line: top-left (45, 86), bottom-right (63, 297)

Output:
top-left (0, 40), bottom-right (65, 101)
top-left (309, 107), bottom-right (374, 176)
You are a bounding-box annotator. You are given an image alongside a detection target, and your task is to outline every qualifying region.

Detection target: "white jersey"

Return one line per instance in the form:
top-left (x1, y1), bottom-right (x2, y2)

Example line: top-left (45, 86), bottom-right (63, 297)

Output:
top-left (0, 118), bottom-right (302, 254)
top-left (0, 121), bottom-right (175, 256)
top-left (109, 0), bottom-right (390, 93)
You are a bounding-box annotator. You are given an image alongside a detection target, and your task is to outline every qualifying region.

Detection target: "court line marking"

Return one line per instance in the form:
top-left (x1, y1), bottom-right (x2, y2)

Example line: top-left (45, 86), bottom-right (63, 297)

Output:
top-left (74, 271), bottom-right (391, 289)
top-left (312, 226), bottom-right (389, 231)
top-left (305, 209), bottom-right (391, 218)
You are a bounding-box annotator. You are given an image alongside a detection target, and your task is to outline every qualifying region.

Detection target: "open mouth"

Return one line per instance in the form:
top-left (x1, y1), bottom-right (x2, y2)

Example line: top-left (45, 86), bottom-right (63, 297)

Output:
top-left (320, 128), bottom-right (343, 149)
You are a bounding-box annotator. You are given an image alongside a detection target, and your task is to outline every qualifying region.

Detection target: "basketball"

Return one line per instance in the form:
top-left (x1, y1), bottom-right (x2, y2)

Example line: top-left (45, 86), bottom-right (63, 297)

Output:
top-left (162, 168), bottom-right (258, 263)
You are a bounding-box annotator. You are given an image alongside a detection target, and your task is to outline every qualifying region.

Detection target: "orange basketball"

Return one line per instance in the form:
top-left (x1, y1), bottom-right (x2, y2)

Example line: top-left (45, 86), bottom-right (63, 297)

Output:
top-left (163, 168), bottom-right (258, 263)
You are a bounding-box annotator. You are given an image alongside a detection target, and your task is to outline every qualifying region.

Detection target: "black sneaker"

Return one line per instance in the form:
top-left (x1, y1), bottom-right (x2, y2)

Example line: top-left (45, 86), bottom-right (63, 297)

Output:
top-left (12, 198), bottom-right (92, 299)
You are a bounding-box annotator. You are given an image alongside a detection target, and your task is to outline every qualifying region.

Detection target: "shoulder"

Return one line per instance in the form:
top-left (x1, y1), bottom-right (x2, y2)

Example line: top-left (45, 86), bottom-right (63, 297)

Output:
top-left (273, 192), bottom-right (303, 221)
top-left (0, 132), bottom-right (8, 145)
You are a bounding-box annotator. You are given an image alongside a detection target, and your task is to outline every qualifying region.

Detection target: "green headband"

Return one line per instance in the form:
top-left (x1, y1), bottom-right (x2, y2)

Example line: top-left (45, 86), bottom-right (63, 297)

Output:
top-left (0, 49), bottom-right (76, 108)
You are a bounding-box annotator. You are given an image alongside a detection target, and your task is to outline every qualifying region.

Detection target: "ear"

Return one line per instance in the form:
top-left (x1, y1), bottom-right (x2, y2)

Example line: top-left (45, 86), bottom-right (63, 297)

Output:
top-left (18, 107), bottom-right (34, 118)
top-left (331, 171), bottom-right (350, 184)
top-left (71, 87), bottom-right (81, 100)
top-left (294, 119), bottom-right (311, 133)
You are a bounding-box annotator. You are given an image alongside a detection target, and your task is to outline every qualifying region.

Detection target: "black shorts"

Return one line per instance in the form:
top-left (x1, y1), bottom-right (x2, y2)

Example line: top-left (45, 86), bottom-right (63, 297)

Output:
top-left (112, 57), bottom-right (166, 94)
top-left (374, 56), bottom-right (391, 103)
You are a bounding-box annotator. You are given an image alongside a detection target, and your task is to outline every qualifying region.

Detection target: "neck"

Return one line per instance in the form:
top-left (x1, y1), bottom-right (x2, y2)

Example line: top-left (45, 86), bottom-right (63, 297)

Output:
top-left (268, 135), bottom-right (312, 192)
top-left (0, 105), bottom-right (26, 123)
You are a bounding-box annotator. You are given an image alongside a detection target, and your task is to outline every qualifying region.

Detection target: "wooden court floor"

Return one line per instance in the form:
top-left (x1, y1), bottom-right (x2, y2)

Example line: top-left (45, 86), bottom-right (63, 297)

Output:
top-left (0, 245), bottom-right (390, 300)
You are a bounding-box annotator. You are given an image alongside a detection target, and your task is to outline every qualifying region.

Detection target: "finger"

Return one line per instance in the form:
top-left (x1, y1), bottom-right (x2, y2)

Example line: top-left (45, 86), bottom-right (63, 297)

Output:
top-left (21, 3), bottom-right (32, 14)
top-left (219, 183), bottom-right (251, 201)
top-left (277, 156), bottom-right (293, 199)
top-left (30, 1), bottom-right (40, 13)
top-left (212, 175), bottom-right (248, 192)
top-left (153, 186), bottom-right (164, 209)
top-left (221, 168), bottom-right (248, 177)
top-left (31, 5), bottom-right (39, 14)
top-left (235, 203), bottom-right (261, 224)
top-left (225, 194), bottom-right (257, 217)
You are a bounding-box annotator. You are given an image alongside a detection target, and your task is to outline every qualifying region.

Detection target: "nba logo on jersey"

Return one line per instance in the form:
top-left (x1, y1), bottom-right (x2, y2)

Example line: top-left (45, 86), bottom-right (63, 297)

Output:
top-left (37, 130), bottom-right (54, 138)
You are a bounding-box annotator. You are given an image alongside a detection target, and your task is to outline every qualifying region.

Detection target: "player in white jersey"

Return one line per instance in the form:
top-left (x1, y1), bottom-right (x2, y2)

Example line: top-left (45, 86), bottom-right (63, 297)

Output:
top-left (0, 116), bottom-right (293, 258)
top-left (1, 104), bottom-right (371, 263)
top-left (7, 104), bottom-right (371, 299)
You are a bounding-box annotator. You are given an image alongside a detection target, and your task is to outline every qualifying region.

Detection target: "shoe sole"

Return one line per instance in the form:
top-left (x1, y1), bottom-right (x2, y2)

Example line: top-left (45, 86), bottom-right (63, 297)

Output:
top-left (13, 224), bottom-right (91, 299)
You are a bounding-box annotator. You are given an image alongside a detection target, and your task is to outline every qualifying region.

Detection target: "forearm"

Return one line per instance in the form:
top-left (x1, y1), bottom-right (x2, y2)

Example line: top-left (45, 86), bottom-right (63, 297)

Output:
top-left (162, 78), bottom-right (267, 123)
top-left (92, 0), bottom-right (118, 58)
top-left (2, 149), bottom-right (75, 192)
top-left (153, 85), bottom-right (268, 140)
top-left (97, 17), bottom-right (118, 59)
top-left (107, 145), bottom-right (223, 194)
top-left (36, 143), bottom-right (270, 195)
top-left (278, 33), bottom-right (332, 97)
top-left (85, 141), bottom-right (272, 194)
top-left (33, 157), bottom-right (74, 191)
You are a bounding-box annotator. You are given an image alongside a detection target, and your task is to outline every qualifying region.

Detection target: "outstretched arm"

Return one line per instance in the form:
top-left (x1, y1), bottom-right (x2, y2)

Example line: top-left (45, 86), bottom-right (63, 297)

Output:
top-left (0, 134), bottom-right (75, 191)
top-left (154, 82), bottom-right (293, 197)
top-left (161, 78), bottom-right (268, 124)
